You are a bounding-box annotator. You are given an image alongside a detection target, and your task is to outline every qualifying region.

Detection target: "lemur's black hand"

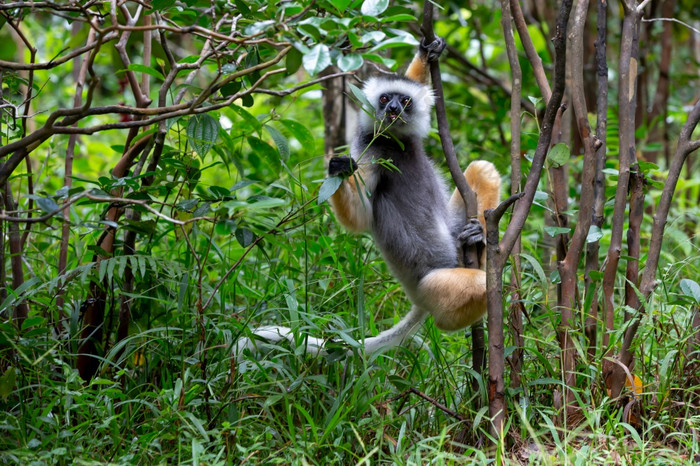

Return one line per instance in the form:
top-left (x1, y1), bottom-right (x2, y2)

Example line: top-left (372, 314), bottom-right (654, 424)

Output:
top-left (420, 36), bottom-right (446, 62)
top-left (458, 218), bottom-right (486, 261)
top-left (328, 156), bottom-right (358, 177)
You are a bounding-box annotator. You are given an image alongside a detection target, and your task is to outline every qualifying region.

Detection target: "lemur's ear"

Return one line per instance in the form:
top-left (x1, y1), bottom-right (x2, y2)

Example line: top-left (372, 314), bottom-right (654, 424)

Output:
top-left (405, 37), bottom-right (446, 84)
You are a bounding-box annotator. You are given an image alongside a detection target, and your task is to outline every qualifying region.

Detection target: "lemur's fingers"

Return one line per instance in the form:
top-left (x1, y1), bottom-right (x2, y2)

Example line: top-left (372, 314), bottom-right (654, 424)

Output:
top-left (458, 218), bottom-right (485, 246)
top-left (420, 36), bottom-right (446, 62)
top-left (328, 156), bottom-right (358, 177)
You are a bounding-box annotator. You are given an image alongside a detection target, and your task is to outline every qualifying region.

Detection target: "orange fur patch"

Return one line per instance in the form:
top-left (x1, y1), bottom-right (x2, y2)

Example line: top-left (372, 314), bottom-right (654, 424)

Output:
top-left (417, 268), bottom-right (487, 331)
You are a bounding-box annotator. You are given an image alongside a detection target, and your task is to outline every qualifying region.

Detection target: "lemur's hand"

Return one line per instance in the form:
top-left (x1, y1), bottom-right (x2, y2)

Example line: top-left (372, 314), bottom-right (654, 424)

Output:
top-left (420, 36), bottom-right (446, 62)
top-left (458, 218), bottom-right (485, 261)
top-left (328, 156), bottom-right (358, 177)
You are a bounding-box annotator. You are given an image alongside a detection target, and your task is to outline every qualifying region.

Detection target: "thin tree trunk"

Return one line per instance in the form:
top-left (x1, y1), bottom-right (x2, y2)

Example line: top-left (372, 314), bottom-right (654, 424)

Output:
top-left (584, 0), bottom-right (608, 357)
top-left (602, 2), bottom-right (641, 383)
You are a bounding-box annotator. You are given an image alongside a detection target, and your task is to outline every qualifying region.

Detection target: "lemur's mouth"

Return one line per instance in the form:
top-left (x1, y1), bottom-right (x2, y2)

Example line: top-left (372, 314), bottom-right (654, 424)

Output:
top-left (387, 113), bottom-right (399, 121)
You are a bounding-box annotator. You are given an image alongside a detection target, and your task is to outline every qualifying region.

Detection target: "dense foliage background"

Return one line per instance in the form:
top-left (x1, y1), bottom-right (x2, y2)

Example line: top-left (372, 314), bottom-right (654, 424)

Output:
top-left (0, 0), bottom-right (698, 463)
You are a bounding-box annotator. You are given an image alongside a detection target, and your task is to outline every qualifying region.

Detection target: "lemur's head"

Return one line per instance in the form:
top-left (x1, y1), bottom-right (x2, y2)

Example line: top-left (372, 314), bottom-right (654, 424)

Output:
top-left (360, 75), bottom-right (435, 139)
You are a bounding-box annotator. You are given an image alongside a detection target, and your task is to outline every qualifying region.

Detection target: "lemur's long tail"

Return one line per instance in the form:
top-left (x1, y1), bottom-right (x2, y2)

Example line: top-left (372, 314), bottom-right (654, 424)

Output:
top-left (234, 306), bottom-right (429, 359)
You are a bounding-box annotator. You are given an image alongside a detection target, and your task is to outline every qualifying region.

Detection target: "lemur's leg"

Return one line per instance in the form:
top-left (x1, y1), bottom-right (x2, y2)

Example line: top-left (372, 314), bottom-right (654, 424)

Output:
top-left (416, 268), bottom-right (487, 331)
top-left (448, 160), bottom-right (501, 231)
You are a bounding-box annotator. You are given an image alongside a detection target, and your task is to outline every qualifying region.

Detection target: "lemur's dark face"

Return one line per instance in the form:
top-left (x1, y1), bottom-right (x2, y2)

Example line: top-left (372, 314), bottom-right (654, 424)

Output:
top-left (376, 92), bottom-right (413, 128)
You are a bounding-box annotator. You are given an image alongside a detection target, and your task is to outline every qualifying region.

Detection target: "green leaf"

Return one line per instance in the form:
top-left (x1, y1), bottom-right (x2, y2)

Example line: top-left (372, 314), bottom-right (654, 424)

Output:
top-left (586, 225), bottom-right (603, 243)
top-left (303, 44), bottom-right (331, 76)
top-left (280, 119), bottom-right (314, 150)
top-left (286, 48), bottom-right (303, 75)
top-left (680, 279), bottom-right (700, 304)
top-left (519, 253), bottom-right (547, 285)
top-left (127, 63), bottom-right (165, 80)
top-left (361, 0), bottom-right (388, 16)
top-left (368, 35), bottom-right (418, 53)
top-left (347, 82), bottom-right (374, 115)
top-left (241, 94), bottom-right (254, 108)
top-left (637, 160), bottom-right (659, 174)
top-left (547, 143), bottom-right (570, 168)
top-left (0, 367), bottom-right (16, 399)
top-left (380, 14), bottom-right (416, 22)
top-left (230, 105), bottom-right (261, 132)
top-left (247, 137), bottom-right (281, 170)
top-left (330, 0), bottom-right (353, 13)
top-left (337, 53), bottom-right (363, 72)
top-left (544, 226), bottom-right (570, 237)
top-left (187, 114), bottom-right (220, 158)
top-left (35, 196), bottom-right (60, 214)
top-left (152, 0), bottom-right (176, 10)
top-left (220, 80), bottom-right (242, 97)
top-left (265, 125), bottom-right (290, 160)
top-left (236, 228), bottom-right (254, 247)
top-left (318, 176), bottom-right (343, 205)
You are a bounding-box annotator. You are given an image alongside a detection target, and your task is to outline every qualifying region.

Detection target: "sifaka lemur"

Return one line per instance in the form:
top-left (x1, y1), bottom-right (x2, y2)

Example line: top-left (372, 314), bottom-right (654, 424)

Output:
top-left (234, 38), bottom-right (501, 358)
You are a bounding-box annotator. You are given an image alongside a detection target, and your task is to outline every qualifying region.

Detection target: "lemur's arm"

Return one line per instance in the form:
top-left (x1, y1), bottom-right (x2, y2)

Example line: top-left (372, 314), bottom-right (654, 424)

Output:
top-left (405, 36), bottom-right (446, 84)
top-left (328, 156), bottom-right (377, 233)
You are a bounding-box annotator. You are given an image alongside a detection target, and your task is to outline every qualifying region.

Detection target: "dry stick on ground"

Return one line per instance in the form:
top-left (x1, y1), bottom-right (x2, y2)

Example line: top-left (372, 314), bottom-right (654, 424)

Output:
top-left (584, 0), bottom-right (609, 358)
top-left (387, 387), bottom-right (469, 423)
top-left (486, 0), bottom-right (575, 437)
top-left (419, 2), bottom-right (487, 379)
top-left (609, 98), bottom-right (700, 397)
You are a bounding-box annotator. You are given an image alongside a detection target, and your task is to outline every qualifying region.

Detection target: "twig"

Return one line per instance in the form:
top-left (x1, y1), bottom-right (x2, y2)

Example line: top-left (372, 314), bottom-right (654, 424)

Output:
top-left (386, 387), bottom-right (469, 423)
top-left (641, 16), bottom-right (700, 35)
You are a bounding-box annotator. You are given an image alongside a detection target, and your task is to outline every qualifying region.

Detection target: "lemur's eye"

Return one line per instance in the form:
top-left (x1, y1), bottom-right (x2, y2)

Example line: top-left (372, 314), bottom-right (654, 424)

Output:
top-left (401, 97), bottom-right (411, 107)
top-left (379, 95), bottom-right (389, 104)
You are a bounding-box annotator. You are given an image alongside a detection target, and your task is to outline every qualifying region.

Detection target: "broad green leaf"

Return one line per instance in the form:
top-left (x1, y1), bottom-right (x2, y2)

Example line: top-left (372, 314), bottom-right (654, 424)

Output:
top-left (544, 226), bottom-right (570, 237)
top-left (318, 176), bottom-right (343, 205)
top-left (280, 119), bottom-right (314, 150)
top-left (547, 143), bottom-right (570, 168)
top-left (360, 53), bottom-right (396, 69)
top-left (303, 44), bottom-right (331, 76)
top-left (221, 63), bottom-right (237, 74)
top-left (0, 367), bottom-right (16, 399)
top-left (265, 124), bottom-right (290, 160)
top-left (360, 31), bottom-right (386, 45)
top-left (230, 105), bottom-right (262, 132)
top-left (176, 199), bottom-right (199, 211)
top-left (368, 35), bottom-right (418, 53)
top-left (247, 137), bottom-right (281, 170)
top-left (127, 63), bottom-right (165, 80)
top-left (152, 0), bottom-right (176, 9)
top-left (236, 228), bottom-right (254, 247)
top-left (586, 225), bottom-right (603, 243)
top-left (361, 0), bottom-right (388, 16)
top-left (337, 53), bottom-right (363, 72)
top-left (286, 48), bottom-right (303, 75)
top-left (680, 279), bottom-right (700, 304)
top-left (221, 80), bottom-right (241, 98)
top-left (380, 14), bottom-right (416, 22)
top-left (34, 195), bottom-right (59, 214)
top-left (330, 0), bottom-right (353, 13)
top-left (187, 114), bottom-right (220, 158)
